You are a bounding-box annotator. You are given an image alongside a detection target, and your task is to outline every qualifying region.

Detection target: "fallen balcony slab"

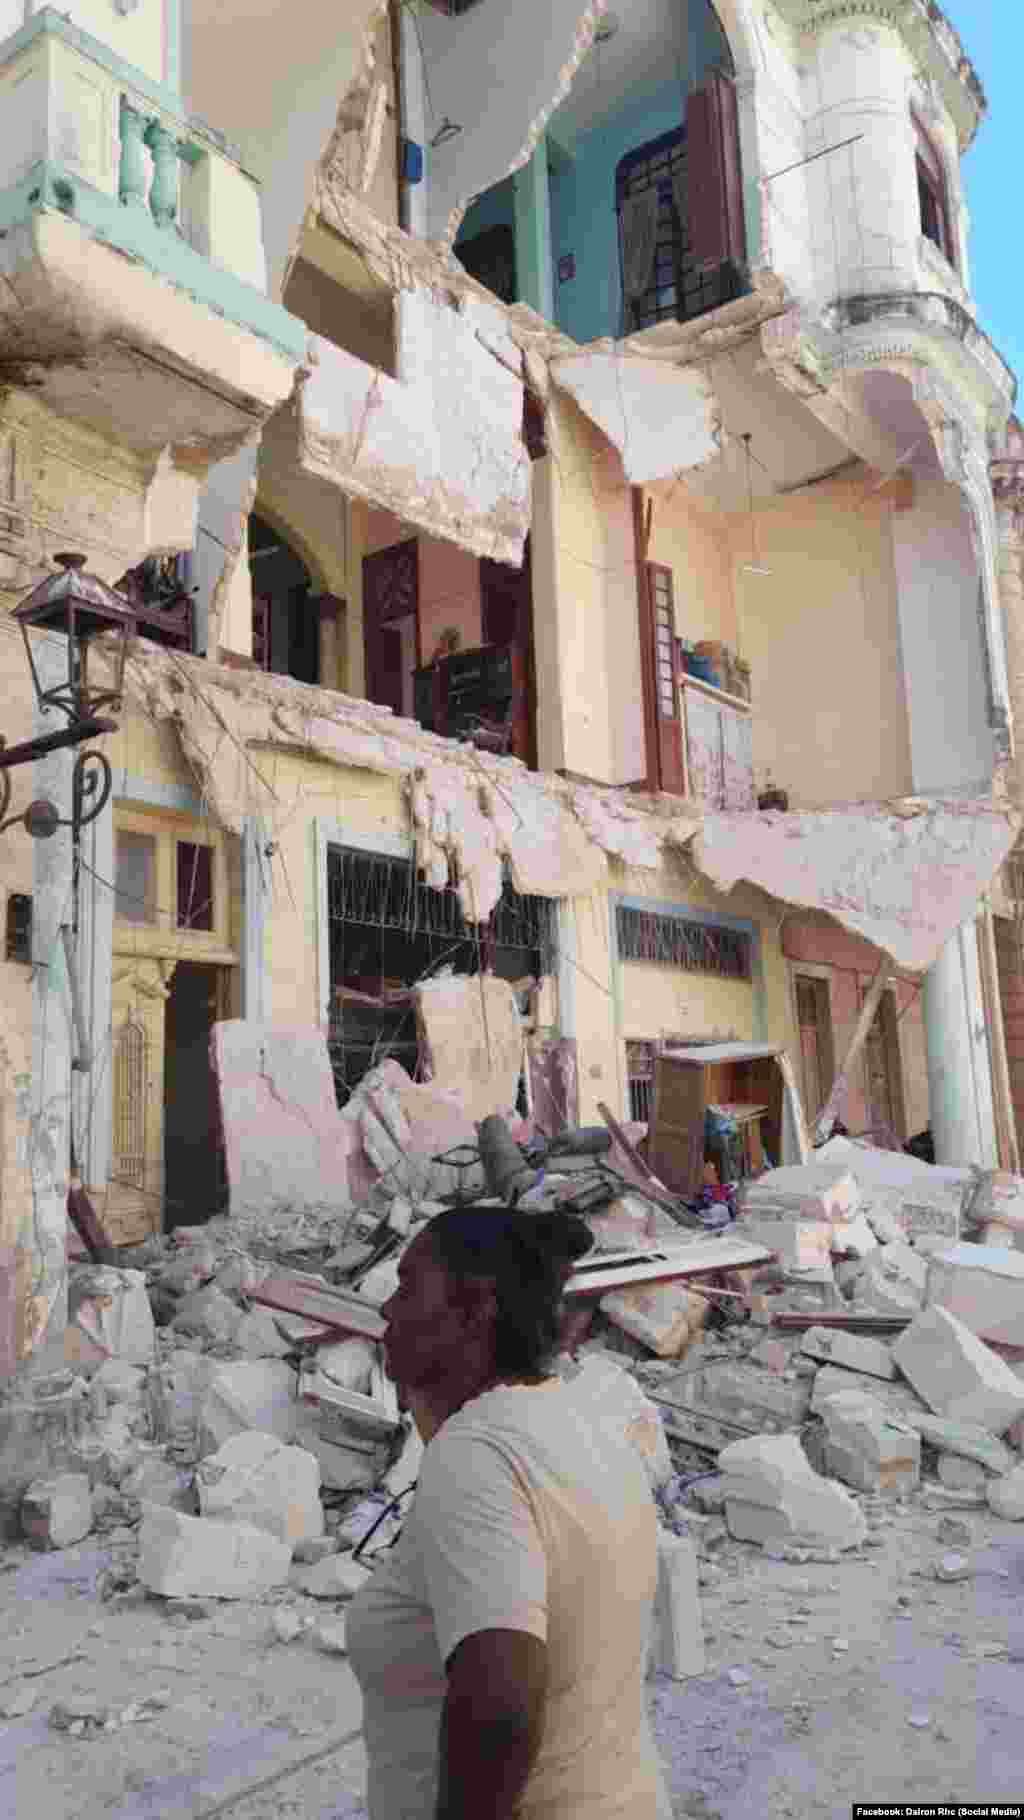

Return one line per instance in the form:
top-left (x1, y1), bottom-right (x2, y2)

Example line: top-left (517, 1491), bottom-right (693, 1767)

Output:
top-left (549, 353), bottom-right (720, 485)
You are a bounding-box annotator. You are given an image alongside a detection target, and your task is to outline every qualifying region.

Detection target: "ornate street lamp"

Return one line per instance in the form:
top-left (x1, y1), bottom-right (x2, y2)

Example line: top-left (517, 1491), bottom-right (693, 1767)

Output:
top-left (1, 552), bottom-right (136, 837)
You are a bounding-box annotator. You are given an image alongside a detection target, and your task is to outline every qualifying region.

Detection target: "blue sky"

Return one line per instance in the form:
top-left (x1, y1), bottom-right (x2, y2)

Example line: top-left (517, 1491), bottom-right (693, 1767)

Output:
top-left (942, 2), bottom-right (1022, 401)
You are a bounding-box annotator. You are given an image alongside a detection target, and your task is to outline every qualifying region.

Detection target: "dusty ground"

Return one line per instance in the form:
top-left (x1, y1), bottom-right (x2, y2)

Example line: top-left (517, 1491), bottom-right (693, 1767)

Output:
top-left (2, 1485), bottom-right (1022, 1820)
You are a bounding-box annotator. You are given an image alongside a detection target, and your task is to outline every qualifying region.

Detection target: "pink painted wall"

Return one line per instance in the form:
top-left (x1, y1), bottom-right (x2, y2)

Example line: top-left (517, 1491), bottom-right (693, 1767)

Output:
top-left (782, 918), bottom-right (929, 1140)
top-left (360, 513), bottom-right (483, 663)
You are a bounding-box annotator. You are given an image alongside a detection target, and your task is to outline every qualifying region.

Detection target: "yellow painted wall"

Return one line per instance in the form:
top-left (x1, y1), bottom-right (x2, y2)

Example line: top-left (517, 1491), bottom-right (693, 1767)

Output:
top-left (728, 476), bottom-right (913, 806)
top-left (647, 484), bottom-right (736, 651)
top-left (49, 0), bottom-right (167, 91)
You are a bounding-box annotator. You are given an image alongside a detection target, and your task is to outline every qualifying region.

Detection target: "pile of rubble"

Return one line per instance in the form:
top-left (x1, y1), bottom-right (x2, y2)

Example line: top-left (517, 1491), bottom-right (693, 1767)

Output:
top-left (7, 1071), bottom-right (1024, 1708)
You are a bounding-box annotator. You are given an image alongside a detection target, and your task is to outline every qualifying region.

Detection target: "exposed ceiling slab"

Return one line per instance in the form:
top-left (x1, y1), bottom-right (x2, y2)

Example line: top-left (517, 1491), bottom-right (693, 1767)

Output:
top-left (549, 352), bottom-right (720, 484)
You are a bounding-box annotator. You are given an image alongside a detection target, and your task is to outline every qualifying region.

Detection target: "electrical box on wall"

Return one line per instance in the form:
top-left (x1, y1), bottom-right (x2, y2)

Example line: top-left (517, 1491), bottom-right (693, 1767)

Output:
top-left (401, 139), bottom-right (424, 184)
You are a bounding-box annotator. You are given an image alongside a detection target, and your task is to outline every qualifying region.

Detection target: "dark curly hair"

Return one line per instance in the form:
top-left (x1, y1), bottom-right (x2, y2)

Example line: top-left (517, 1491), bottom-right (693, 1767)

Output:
top-left (427, 1205), bottom-right (595, 1377)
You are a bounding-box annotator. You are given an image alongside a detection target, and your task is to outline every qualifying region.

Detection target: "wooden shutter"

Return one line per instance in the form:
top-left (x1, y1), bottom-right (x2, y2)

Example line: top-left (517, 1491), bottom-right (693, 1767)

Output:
top-left (686, 71), bottom-right (746, 272)
top-left (635, 502), bottom-right (686, 795)
top-left (649, 1054), bottom-right (707, 1197)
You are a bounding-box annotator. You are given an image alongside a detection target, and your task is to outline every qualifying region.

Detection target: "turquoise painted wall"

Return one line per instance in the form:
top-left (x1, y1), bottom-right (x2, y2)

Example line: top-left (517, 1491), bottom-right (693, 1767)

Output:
top-left (549, 79), bottom-right (685, 345)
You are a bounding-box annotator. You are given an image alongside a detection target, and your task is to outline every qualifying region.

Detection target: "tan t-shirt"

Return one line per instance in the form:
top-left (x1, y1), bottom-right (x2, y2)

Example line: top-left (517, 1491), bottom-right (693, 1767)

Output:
top-left (345, 1376), bottom-right (668, 1820)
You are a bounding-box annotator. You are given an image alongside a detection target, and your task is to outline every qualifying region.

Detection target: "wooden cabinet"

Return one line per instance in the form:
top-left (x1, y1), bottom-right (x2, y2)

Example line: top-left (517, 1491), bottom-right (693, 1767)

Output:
top-left (648, 1043), bottom-right (793, 1198)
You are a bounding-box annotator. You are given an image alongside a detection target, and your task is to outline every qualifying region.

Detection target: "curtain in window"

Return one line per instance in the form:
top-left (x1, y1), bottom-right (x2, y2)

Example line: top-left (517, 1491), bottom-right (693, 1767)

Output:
top-left (619, 190), bottom-right (660, 324)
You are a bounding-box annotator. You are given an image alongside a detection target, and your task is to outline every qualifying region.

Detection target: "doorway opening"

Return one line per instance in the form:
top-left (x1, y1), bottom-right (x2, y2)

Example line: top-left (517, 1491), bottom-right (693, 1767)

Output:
top-left (249, 514), bottom-right (321, 684)
top-left (862, 986), bottom-right (906, 1146)
top-left (163, 961), bottom-right (229, 1230)
top-left (793, 973), bottom-right (834, 1130)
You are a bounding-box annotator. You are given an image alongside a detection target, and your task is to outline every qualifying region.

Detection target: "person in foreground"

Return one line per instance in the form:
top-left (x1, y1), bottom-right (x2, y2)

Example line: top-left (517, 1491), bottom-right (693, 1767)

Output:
top-left (345, 1204), bottom-right (670, 1820)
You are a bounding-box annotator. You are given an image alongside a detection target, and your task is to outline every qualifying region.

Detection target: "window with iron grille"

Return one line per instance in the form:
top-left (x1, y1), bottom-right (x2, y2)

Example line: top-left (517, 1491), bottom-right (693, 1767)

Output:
top-left (326, 845), bottom-right (554, 1106)
top-left (616, 905), bottom-right (752, 980)
top-left (616, 125), bottom-right (742, 333)
top-left (5, 893), bottom-right (32, 964)
top-left (626, 1040), bottom-right (656, 1124)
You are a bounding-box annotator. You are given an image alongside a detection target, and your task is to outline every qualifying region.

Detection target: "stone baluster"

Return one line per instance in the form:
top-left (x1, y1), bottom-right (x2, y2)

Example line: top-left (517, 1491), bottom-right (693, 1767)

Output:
top-left (118, 97), bottom-right (150, 211)
top-left (144, 119), bottom-right (180, 231)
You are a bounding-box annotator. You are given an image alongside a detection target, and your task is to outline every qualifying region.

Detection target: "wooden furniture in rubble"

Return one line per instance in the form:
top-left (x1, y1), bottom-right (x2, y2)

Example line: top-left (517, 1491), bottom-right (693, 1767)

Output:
top-left (647, 1042), bottom-right (793, 1199)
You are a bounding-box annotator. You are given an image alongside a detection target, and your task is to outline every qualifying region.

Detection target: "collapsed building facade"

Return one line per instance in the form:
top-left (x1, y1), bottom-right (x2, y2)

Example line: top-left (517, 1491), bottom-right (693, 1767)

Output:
top-left (2, 0), bottom-right (1024, 1380)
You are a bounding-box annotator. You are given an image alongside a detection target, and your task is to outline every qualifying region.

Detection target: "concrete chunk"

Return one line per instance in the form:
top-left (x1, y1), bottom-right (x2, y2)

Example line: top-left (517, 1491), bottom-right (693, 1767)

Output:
top-left (171, 1286), bottom-right (243, 1348)
top-left (138, 1507), bottom-right (292, 1599)
top-left (817, 1391), bottom-right (920, 1494)
top-left (971, 1172), bottom-right (1024, 1236)
top-left (290, 1554), bottom-right (370, 1600)
top-left (232, 1308), bottom-right (294, 1359)
top-left (937, 1455), bottom-right (988, 1492)
top-left (800, 1327), bottom-right (896, 1380)
top-left (648, 1531), bottom-right (704, 1680)
top-left (662, 1361), bottom-right (811, 1433)
top-left (739, 1164), bottom-right (859, 1223)
top-left (892, 1307), bottom-right (1024, 1434)
top-left (198, 1361), bottom-right (297, 1458)
top-left (599, 1282), bottom-right (708, 1358)
top-left (988, 1464), bottom-right (1024, 1520)
top-left (67, 1266), bottom-right (156, 1366)
top-left (830, 1214), bottom-right (878, 1259)
top-left (196, 1432), bottom-right (323, 1547)
top-left (735, 1217), bottom-right (833, 1273)
top-left (899, 1413), bottom-right (1015, 1476)
top-left (925, 1243), bottom-right (1024, 1348)
top-left (853, 1242), bottom-right (928, 1315)
top-left (22, 1473), bottom-right (94, 1550)
top-left (717, 1434), bottom-right (868, 1551)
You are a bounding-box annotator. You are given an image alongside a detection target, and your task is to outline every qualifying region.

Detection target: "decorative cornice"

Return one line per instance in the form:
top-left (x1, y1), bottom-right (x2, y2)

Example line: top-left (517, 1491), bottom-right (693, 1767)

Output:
top-left (767, 0), bottom-right (986, 148)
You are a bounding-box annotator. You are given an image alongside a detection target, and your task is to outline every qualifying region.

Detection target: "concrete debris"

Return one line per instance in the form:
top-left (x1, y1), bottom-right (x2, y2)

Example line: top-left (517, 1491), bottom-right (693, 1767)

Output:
top-left (737, 1217), bottom-right (834, 1274)
top-left (933, 1551), bottom-right (972, 1581)
top-left (853, 1243), bottom-right (928, 1315)
top-left (171, 1286), bottom-right (244, 1348)
top-left (816, 1390), bottom-right (921, 1494)
top-left (739, 1165), bottom-right (860, 1225)
top-left (232, 1308), bottom-right (295, 1359)
top-left (315, 1339), bottom-right (377, 1394)
top-left (664, 1361), bottom-right (812, 1435)
top-left (157, 1246), bottom-right (219, 1297)
top-left (924, 1242), bottom-right (1024, 1347)
top-left (22, 1473), bottom-right (94, 1550)
top-left (970, 1171), bottom-right (1024, 1239)
top-left (91, 1360), bottom-right (148, 1408)
top-left (293, 1534), bottom-right (340, 1565)
top-left (213, 1022), bottom-right (357, 1225)
top-left (313, 1617), bottom-right (349, 1654)
top-left (65, 1267), bottom-right (156, 1369)
top-left (138, 1507), bottom-right (292, 1599)
top-left (556, 1351), bottom-right (673, 1490)
top-left (271, 1607), bottom-right (305, 1644)
top-left (717, 1434), bottom-right (868, 1552)
top-left (987, 1463), bottom-right (1024, 1520)
top-left (648, 1530), bottom-right (705, 1680)
top-left (414, 973), bottom-right (523, 1124)
top-left (799, 1327), bottom-right (896, 1380)
top-left (289, 1553), bottom-right (369, 1600)
top-left (599, 1281), bottom-right (709, 1358)
top-left (120, 1456), bottom-right (197, 1516)
top-left (830, 1214), bottom-right (879, 1260)
top-left (340, 1059), bottom-right (485, 1203)
top-left (198, 1361), bottom-right (299, 1457)
top-left (892, 1306), bottom-right (1024, 1434)
top-left (899, 1414), bottom-right (1016, 1476)
top-left (550, 353), bottom-right (719, 487)
top-left (196, 1432), bottom-right (324, 1546)
top-left (937, 1455), bottom-right (988, 1492)
top-left (813, 1138), bottom-right (971, 1242)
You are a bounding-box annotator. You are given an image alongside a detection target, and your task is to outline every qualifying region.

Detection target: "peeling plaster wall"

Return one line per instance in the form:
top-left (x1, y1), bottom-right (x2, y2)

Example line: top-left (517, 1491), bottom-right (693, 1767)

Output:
top-left (413, 0), bottom-right (606, 247)
top-left (890, 466), bottom-right (995, 797)
top-left (729, 474), bottom-right (914, 808)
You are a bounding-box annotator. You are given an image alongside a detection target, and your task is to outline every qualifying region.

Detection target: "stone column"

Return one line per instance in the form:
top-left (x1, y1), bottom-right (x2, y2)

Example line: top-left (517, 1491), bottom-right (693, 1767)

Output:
top-left (922, 918), bottom-right (998, 1169)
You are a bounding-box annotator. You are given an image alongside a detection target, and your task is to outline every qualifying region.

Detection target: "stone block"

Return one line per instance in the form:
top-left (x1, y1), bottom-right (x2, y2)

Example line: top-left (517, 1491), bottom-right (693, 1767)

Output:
top-left (988, 1464), bottom-right (1024, 1521)
top-left (863, 1204), bottom-right (906, 1246)
top-left (735, 1217), bottom-right (833, 1274)
top-left (599, 1281), bottom-right (707, 1358)
top-left (292, 1405), bottom-right (392, 1494)
top-left (717, 1434), bottom-right (867, 1551)
top-left (830, 1214), bottom-right (878, 1259)
top-left (232, 1308), bottom-right (294, 1359)
top-left (198, 1360), bottom-right (298, 1458)
top-left (739, 1164), bottom-right (859, 1223)
top-left (899, 1414), bottom-right (1015, 1476)
top-left (925, 1244), bottom-right (1024, 1348)
top-left (938, 1454), bottom-right (988, 1492)
top-left (66, 1266), bottom-right (155, 1365)
top-left (289, 1553), bottom-right (369, 1599)
top-left (138, 1507), bottom-right (292, 1599)
top-left (197, 1432), bottom-right (323, 1547)
top-left (971, 1172), bottom-right (1024, 1236)
top-left (817, 1390), bottom-right (920, 1494)
top-left (800, 1327), bottom-right (896, 1380)
top-left (121, 1457), bottom-right (197, 1515)
top-left (648, 1530), bottom-right (704, 1680)
top-left (171, 1286), bottom-right (243, 1348)
top-left (893, 1307), bottom-right (1024, 1434)
top-left (21, 1472), bottom-right (94, 1549)
top-left (212, 1021), bottom-right (356, 1223)
top-left (558, 1352), bottom-right (672, 1489)
top-left (157, 1247), bottom-right (218, 1298)
top-left (671, 1361), bottom-right (811, 1433)
top-left (853, 1242), bottom-right (927, 1315)
top-left (315, 1339), bottom-right (376, 1395)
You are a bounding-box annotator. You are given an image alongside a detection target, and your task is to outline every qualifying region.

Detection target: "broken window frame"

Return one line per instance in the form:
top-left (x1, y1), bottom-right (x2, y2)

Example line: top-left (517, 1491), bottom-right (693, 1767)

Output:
top-left (112, 807), bottom-right (232, 958)
top-left (615, 903), bottom-right (753, 981)
top-left (325, 841), bottom-right (554, 1108)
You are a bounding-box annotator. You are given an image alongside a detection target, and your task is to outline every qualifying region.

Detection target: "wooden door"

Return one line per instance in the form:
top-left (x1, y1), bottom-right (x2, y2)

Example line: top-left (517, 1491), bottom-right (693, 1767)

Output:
top-left (636, 540), bottom-right (686, 794)
top-left (649, 1054), bottom-right (706, 1197)
top-left (363, 540), bottom-right (419, 711)
top-left (863, 987), bottom-right (905, 1143)
top-left (480, 538), bottom-right (536, 766)
top-left (794, 974), bottom-right (833, 1128)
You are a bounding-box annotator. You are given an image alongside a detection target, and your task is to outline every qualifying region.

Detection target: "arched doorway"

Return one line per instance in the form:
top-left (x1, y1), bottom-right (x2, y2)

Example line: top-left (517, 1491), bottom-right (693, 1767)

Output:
top-left (249, 513), bottom-right (321, 684)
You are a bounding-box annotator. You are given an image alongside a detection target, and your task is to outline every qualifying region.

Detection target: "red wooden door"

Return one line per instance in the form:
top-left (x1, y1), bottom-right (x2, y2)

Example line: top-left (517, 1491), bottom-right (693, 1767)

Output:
top-left (480, 536), bottom-right (536, 767)
top-left (365, 622), bottom-right (404, 717)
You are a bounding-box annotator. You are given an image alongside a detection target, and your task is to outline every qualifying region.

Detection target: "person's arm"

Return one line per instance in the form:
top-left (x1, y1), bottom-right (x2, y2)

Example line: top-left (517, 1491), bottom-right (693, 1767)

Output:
top-left (435, 1628), bottom-right (548, 1820)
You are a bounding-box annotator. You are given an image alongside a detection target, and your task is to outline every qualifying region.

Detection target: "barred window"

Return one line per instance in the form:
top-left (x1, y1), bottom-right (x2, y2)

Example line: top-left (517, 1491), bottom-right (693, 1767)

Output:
top-left (616, 905), bottom-right (752, 980)
top-left (626, 1040), bottom-right (655, 1124)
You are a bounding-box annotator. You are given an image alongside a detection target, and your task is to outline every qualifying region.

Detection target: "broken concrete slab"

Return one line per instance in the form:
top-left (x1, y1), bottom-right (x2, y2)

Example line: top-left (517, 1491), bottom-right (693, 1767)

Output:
top-left (925, 1243), bottom-right (1024, 1347)
top-left (213, 1022), bottom-right (356, 1226)
top-left (341, 1059), bottom-right (485, 1203)
top-left (231, 1308), bottom-right (295, 1360)
top-left (830, 1214), bottom-right (879, 1259)
top-left (735, 1217), bottom-right (833, 1274)
top-left (717, 1434), bottom-right (868, 1551)
top-left (971, 1172), bottom-right (1024, 1237)
top-left (138, 1507), bottom-right (292, 1599)
top-left (599, 1281), bottom-right (708, 1359)
top-left (196, 1432), bottom-right (323, 1547)
top-left (170, 1286), bottom-right (244, 1349)
top-left (813, 1138), bottom-right (972, 1241)
top-left (897, 1414), bottom-right (1016, 1476)
top-left (739, 1164), bottom-right (860, 1224)
top-left (91, 1360), bottom-right (148, 1407)
top-left (853, 1242), bottom-right (928, 1315)
top-left (198, 1361), bottom-right (298, 1458)
top-left (21, 1473), bottom-right (94, 1550)
top-left (892, 1307), bottom-right (1024, 1434)
top-left (315, 1339), bottom-right (377, 1395)
top-left (414, 973), bottom-right (523, 1124)
top-left (988, 1464), bottom-right (1024, 1520)
top-left (289, 1554), bottom-right (370, 1600)
top-left (65, 1267), bottom-right (156, 1367)
top-left (120, 1457), bottom-right (197, 1516)
top-left (648, 1530), bottom-right (704, 1680)
top-left (556, 1351), bottom-right (673, 1490)
top-left (550, 353), bottom-right (719, 487)
top-left (808, 1365), bottom-right (926, 1424)
top-left (799, 1327), bottom-right (896, 1380)
top-left (816, 1390), bottom-right (921, 1494)
top-left (661, 1361), bottom-right (812, 1434)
